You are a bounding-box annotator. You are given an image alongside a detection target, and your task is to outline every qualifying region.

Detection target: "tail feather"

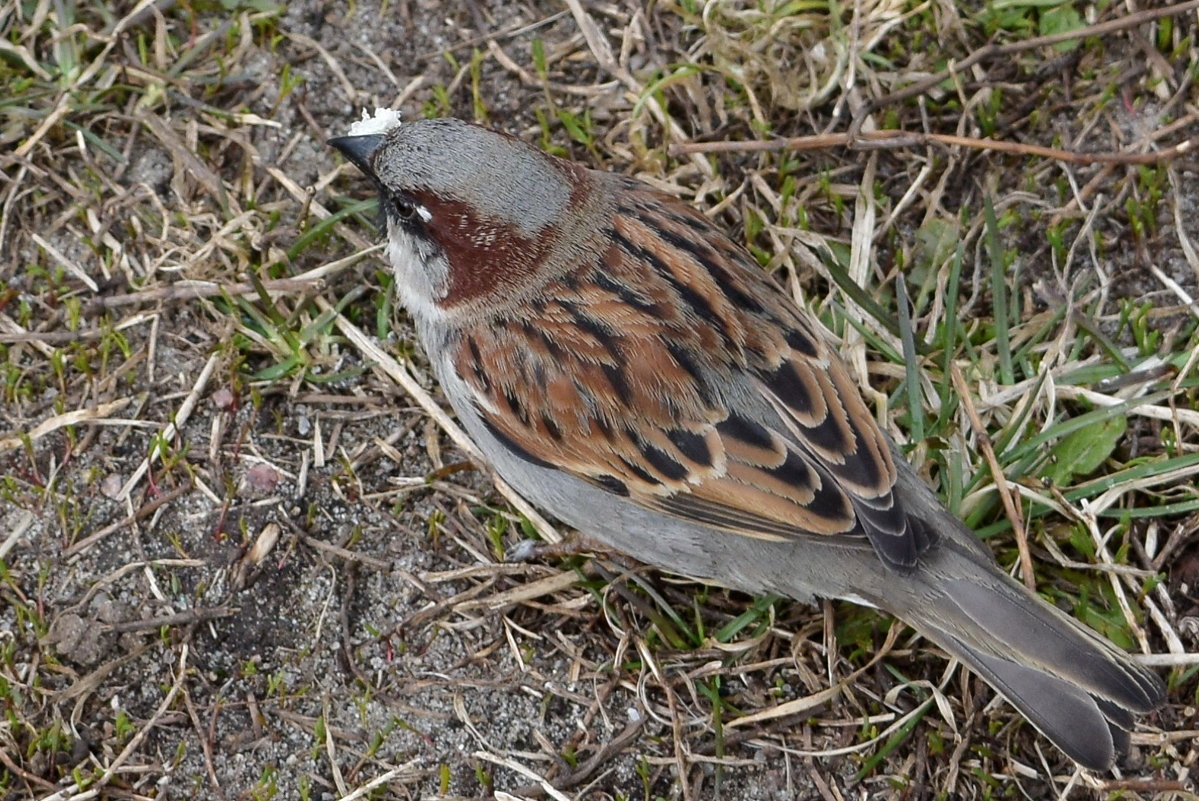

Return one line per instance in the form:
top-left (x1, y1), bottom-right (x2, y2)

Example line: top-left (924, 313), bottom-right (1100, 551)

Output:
top-left (876, 535), bottom-right (1164, 770)
top-left (939, 574), bottom-right (1163, 713)
top-left (946, 640), bottom-right (1128, 770)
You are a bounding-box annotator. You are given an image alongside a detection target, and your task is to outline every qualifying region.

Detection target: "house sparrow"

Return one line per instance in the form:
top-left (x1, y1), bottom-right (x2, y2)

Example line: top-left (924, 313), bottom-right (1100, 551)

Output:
top-left (330, 117), bottom-right (1164, 770)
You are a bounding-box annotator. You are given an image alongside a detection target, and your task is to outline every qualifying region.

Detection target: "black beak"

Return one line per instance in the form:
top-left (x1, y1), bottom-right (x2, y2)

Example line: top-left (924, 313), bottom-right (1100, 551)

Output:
top-left (329, 133), bottom-right (384, 177)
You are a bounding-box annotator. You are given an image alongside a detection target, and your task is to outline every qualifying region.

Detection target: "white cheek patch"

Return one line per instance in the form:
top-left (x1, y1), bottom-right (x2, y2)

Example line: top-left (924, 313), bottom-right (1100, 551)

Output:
top-left (386, 228), bottom-right (448, 326)
top-left (416, 204), bottom-right (432, 223)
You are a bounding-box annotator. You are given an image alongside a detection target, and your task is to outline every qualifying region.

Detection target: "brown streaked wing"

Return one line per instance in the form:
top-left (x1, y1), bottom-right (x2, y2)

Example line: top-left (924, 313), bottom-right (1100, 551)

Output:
top-left (453, 184), bottom-right (921, 567)
top-left (460, 316), bottom-right (862, 542)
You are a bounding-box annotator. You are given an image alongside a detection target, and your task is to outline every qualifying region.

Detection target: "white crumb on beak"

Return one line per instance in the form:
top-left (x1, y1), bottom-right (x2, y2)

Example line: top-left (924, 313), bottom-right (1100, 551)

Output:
top-left (347, 107), bottom-right (402, 136)
top-left (416, 205), bottom-right (432, 222)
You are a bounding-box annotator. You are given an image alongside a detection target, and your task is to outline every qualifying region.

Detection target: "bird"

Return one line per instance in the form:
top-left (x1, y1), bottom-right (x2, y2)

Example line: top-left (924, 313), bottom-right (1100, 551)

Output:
top-left (329, 116), bottom-right (1164, 771)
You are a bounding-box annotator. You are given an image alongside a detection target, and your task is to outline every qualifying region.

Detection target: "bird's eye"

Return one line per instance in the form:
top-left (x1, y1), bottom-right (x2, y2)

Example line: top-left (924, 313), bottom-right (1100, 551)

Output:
top-left (392, 196), bottom-right (417, 220)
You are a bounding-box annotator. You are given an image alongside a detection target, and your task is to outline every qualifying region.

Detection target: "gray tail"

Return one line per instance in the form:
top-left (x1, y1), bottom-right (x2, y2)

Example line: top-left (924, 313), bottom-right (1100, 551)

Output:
top-left (886, 536), bottom-right (1163, 770)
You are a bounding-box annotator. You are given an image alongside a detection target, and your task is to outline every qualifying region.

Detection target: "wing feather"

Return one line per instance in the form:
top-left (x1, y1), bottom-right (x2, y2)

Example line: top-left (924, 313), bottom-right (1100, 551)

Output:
top-left (455, 186), bottom-right (925, 570)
